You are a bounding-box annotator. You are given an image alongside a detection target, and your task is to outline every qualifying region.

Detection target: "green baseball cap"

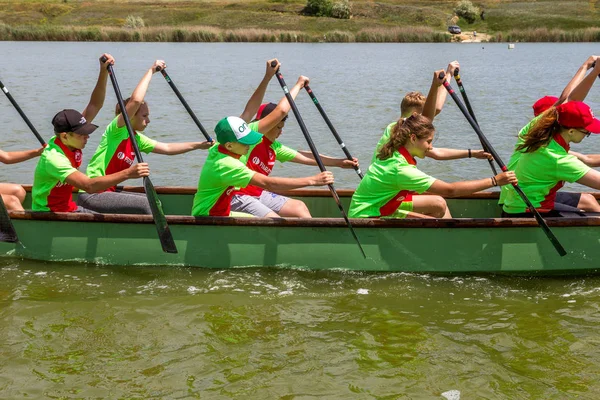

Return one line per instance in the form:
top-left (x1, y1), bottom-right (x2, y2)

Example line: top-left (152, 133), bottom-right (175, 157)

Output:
top-left (215, 116), bottom-right (263, 145)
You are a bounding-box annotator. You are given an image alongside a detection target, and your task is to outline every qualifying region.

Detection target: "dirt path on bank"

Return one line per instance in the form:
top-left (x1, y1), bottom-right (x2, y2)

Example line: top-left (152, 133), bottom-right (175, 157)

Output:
top-left (454, 31), bottom-right (492, 43)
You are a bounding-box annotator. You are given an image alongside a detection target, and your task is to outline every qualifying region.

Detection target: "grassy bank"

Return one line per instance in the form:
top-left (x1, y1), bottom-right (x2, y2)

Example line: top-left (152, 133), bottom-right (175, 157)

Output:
top-left (0, 0), bottom-right (599, 43)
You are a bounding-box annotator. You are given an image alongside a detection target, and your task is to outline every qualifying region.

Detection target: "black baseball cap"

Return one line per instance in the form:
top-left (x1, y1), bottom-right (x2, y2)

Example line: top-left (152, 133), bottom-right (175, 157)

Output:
top-left (52, 109), bottom-right (98, 135)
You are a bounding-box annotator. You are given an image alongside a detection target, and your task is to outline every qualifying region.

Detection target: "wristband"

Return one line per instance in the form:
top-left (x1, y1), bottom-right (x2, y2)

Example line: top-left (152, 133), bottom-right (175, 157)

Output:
top-left (468, 149), bottom-right (471, 158)
top-left (491, 176), bottom-right (498, 186)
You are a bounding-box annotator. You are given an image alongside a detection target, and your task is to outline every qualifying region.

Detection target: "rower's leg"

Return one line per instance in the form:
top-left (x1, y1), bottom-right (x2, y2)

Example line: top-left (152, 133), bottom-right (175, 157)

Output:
top-left (577, 193), bottom-right (600, 212)
top-left (0, 183), bottom-right (26, 204)
top-left (410, 195), bottom-right (451, 218)
top-left (278, 199), bottom-right (311, 218)
top-left (1, 194), bottom-right (24, 211)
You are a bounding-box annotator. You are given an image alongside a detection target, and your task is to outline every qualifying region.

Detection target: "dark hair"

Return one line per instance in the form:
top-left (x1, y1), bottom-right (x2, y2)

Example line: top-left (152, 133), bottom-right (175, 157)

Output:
top-left (516, 107), bottom-right (561, 153)
top-left (378, 113), bottom-right (434, 160)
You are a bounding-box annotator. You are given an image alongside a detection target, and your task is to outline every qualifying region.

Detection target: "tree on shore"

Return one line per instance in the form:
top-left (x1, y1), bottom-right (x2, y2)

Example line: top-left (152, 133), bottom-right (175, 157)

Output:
top-left (454, 0), bottom-right (479, 24)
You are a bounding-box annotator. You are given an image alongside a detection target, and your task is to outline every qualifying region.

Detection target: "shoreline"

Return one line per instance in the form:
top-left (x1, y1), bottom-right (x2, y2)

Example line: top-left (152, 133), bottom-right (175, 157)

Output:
top-left (1, 25), bottom-right (599, 43)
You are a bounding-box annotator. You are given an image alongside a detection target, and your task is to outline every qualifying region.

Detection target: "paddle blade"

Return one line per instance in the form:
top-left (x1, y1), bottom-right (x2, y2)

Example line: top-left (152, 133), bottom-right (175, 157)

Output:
top-left (0, 196), bottom-right (19, 243)
top-left (143, 177), bottom-right (178, 253)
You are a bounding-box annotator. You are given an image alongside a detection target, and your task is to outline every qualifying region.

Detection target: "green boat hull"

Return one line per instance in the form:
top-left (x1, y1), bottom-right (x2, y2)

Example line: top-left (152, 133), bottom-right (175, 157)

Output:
top-left (1, 187), bottom-right (599, 274)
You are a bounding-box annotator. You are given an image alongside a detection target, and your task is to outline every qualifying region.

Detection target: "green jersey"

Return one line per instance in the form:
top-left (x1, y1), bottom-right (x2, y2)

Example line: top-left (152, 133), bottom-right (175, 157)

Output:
top-left (502, 135), bottom-right (590, 214)
top-left (499, 115), bottom-right (541, 205)
top-left (191, 145), bottom-right (256, 216)
top-left (371, 122), bottom-right (396, 164)
top-left (350, 147), bottom-right (436, 218)
top-left (237, 121), bottom-right (297, 197)
top-left (86, 117), bottom-right (157, 192)
top-left (32, 136), bottom-right (81, 212)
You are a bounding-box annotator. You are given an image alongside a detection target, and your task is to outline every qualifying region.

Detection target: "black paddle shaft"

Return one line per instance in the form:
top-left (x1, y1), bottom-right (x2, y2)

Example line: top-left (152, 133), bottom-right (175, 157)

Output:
top-left (304, 84), bottom-right (364, 179)
top-left (0, 195), bottom-right (19, 243)
top-left (453, 69), bottom-right (498, 175)
top-left (0, 79), bottom-right (46, 145)
top-left (440, 72), bottom-right (566, 257)
top-left (102, 58), bottom-right (178, 254)
top-left (160, 69), bottom-right (213, 142)
top-left (271, 64), bottom-right (366, 258)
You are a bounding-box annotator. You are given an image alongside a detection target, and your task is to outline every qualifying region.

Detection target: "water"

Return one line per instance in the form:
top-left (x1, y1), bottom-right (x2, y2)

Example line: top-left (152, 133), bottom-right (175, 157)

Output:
top-left (2, 42), bottom-right (600, 398)
top-left (1, 42), bottom-right (599, 188)
top-left (3, 260), bottom-right (600, 398)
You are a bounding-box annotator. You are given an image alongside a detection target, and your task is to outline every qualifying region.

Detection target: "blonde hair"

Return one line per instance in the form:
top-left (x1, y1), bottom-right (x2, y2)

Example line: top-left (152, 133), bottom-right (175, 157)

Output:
top-left (115, 98), bottom-right (147, 116)
top-left (378, 113), bottom-right (434, 160)
top-left (400, 91), bottom-right (426, 115)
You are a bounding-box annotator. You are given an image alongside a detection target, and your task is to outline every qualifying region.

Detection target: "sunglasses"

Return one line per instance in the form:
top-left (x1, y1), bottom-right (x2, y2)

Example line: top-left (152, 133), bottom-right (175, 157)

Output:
top-left (577, 128), bottom-right (591, 138)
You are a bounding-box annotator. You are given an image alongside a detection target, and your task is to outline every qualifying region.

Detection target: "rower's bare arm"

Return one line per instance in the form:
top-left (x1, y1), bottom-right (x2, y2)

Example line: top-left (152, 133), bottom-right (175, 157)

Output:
top-left (82, 53), bottom-right (114, 123)
top-left (576, 169), bottom-right (600, 190)
top-left (569, 151), bottom-right (600, 167)
top-left (65, 163), bottom-right (149, 193)
top-left (567, 56), bottom-right (600, 103)
top-left (428, 171), bottom-right (517, 197)
top-left (117, 60), bottom-right (165, 127)
top-left (257, 75), bottom-right (309, 133)
top-left (426, 148), bottom-right (491, 160)
top-left (152, 141), bottom-right (213, 155)
top-left (250, 171), bottom-right (333, 192)
top-left (239, 59), bottom-right (280, 123)
top-left (294, 151), bottom-right (359, 168)
top-left (0, 147), bottom-right (44, 164)
top-left (434, 61), bottom-right (459, 117)
top-left (422, 69), bottom-right (445, 121)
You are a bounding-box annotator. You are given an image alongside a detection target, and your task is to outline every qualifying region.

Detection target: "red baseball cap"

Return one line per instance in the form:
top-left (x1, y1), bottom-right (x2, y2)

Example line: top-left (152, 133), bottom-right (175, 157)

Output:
top-left (557, 101), bottom-right (600, 134)
top-left (532, 96), bottom-right (558, 117)
top-left (255, 102), bottom-right (277, 120)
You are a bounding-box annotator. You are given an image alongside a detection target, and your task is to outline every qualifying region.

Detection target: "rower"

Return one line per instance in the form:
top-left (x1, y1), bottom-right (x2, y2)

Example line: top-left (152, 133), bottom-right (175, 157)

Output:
top-left (191, 117), bottom-right (333, 217)
top-left (503, 101), bottom-right (600, 217)
top-left (230, 78), bottom-right (359, 218)
top-left (80, 59), bottom-right (214, 214)
top-left (499, 56), bottom-right (600, 211)
top-left (350, 72), bottom-right (517, 219)
top-left (372, 60), bottom-right (492, 165)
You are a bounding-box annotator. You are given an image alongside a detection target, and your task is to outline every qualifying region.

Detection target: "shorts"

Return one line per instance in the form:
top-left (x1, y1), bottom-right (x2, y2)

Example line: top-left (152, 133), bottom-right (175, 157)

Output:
top-left (230, 191), bottom-right (291, 217)
top-left (555, 191), bottom-right (581, 209)
top-left (502, 191), bottom-right (583, 218)
top-left (380, 201), bottom-right (414, 219)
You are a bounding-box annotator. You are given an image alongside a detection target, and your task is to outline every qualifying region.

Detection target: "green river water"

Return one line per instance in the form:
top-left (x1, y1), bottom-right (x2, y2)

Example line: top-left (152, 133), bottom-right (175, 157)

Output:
top-left (2, 259), bottom-right (600, 399)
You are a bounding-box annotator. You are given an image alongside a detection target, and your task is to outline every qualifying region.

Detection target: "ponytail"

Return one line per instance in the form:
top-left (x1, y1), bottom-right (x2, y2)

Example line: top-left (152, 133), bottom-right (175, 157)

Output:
top-left (378, 113), bottom-right (434, 160)
top-left (516, 107), bottom-right (561, 153)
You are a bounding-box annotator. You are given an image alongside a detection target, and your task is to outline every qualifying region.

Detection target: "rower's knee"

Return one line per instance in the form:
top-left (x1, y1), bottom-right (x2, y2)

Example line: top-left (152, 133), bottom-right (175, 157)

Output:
top-left (578, 193), bottom-right (600, 212)
top-left (1, 184), bottom-right (26, 203)
top-left (280, 199), bottom-right (311, 218)
top-left (14, 185), bottom-right (26, 203)
top-left (431, 196), bottom-right (448, 218)
top-left (2, 194), bottom-right (23, 211)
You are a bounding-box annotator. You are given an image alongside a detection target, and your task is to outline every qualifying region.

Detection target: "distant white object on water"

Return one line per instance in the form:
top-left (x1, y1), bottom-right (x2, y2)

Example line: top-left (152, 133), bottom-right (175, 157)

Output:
top-left (357, 288), bottom-right (369, 295)
top-left (508, 43), bottom-right (515, 49)
top-left (442, 390), bottom-right (461, 400)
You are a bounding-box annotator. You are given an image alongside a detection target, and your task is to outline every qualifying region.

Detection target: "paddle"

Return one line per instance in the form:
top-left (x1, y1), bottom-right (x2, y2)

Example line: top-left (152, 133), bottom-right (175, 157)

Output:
top-left (440, 71), bottom-right (566, 257)
top-left (303, 84), bottom-right (363, 179)
top-left (0, 79), bottom-right (46, 146)
top-left (452, 68), bottom-right (498, 175)
top-left (0, 196), bottom-right (19, 243)
top-left (271, 62), bottom-right (366, 258)
top-left (159, 69), bottom-right (213, 142)
top-left (0, 77), bottom-right (48, 243)
top-left (102, 57), bottom-right (177, 253)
